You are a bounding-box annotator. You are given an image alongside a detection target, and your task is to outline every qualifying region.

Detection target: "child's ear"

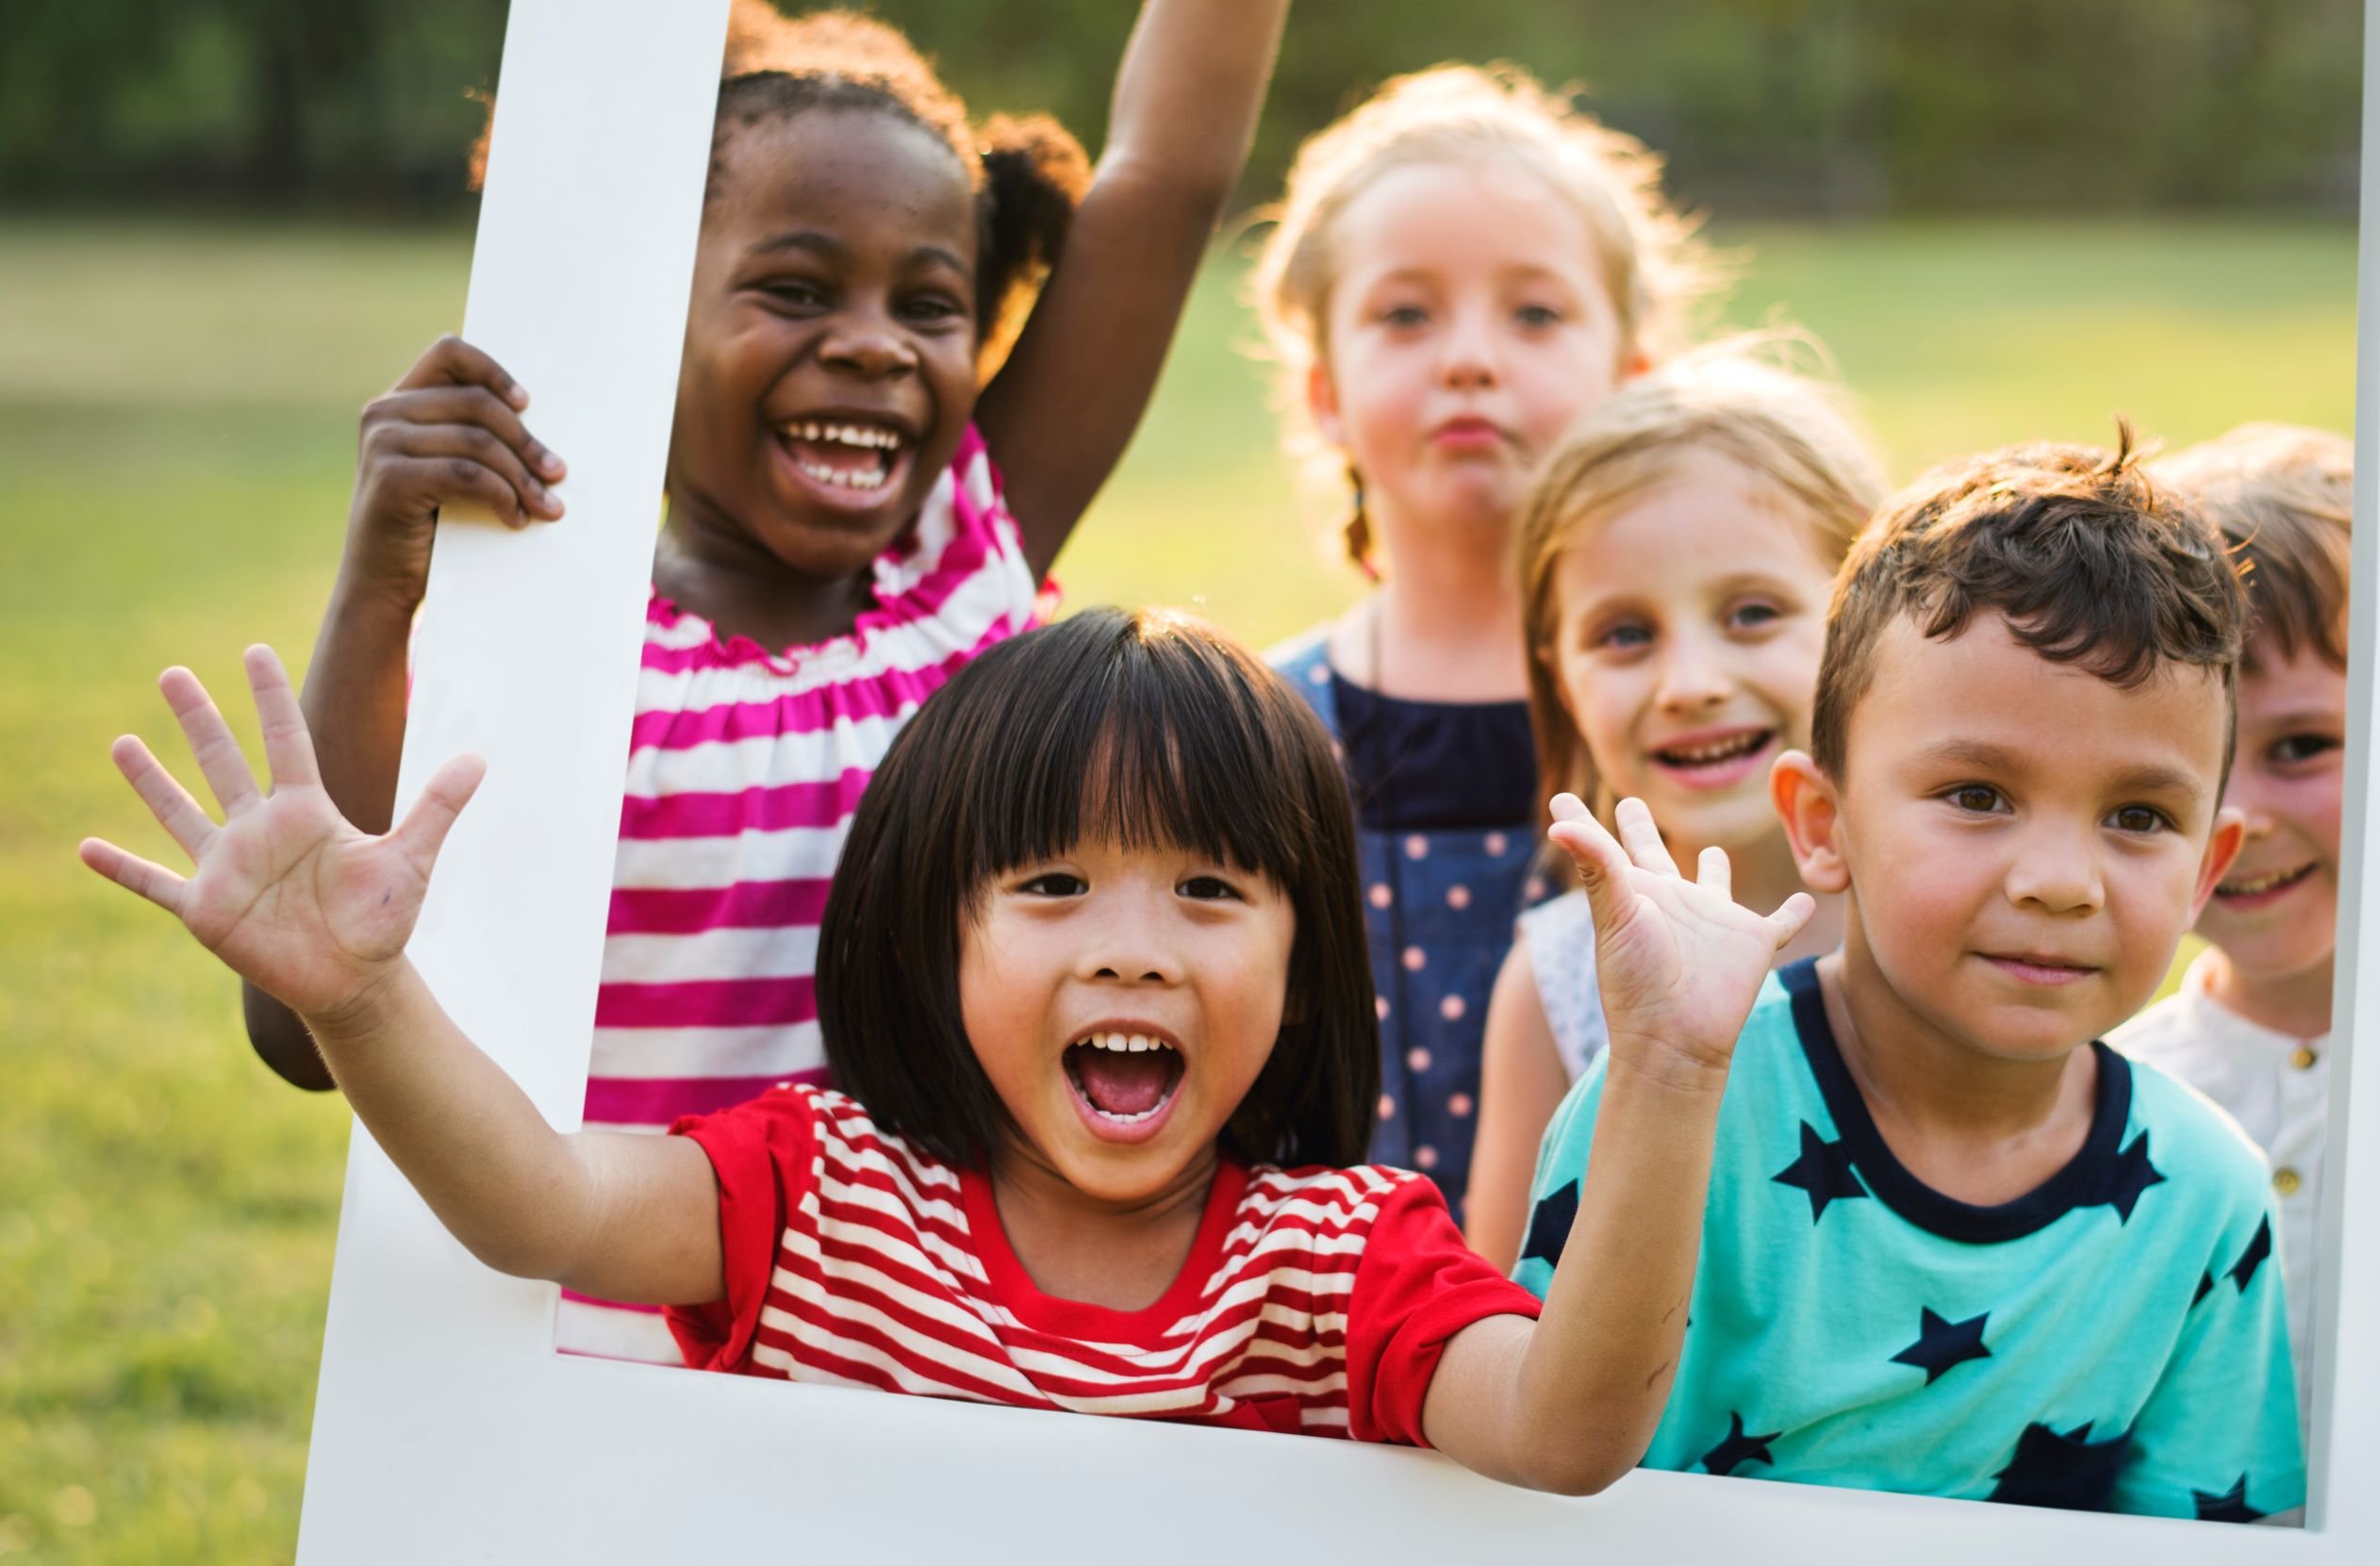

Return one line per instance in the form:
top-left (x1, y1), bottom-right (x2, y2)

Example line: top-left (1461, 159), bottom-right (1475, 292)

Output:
top-left (2190, 805), bottom-right (2249, 922)
top-left (1771, 750), bottom-right (1848, 895)
top-left (1305, 361), bottom-right (1345, 447)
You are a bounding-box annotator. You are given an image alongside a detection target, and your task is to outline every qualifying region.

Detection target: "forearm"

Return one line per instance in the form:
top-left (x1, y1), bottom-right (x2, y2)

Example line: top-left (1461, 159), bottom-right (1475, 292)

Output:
top-left (242, 579), bottom-right (415, 1086)
top-left (303, 962), bottom-right (602, 1283)
top-left (1505, 1059), bottom-right (1728, 1490)
top-left (1103, 0), bottom-right (1290, 203)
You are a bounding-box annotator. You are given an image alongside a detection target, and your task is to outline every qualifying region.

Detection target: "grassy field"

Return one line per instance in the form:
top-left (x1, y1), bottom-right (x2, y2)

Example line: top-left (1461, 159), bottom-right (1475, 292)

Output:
top-left (0, 217), bottom-right (2356, 1561)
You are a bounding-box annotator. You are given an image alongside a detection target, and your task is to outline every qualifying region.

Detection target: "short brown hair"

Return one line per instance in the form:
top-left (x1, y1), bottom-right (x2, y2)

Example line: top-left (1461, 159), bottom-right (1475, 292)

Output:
top-left (1810, 428), bottom-right (2248, 783)
top-left (1520, 341), bottom-right (1885, 829)
top-left (2154, 423), bottom-right (2353, 674)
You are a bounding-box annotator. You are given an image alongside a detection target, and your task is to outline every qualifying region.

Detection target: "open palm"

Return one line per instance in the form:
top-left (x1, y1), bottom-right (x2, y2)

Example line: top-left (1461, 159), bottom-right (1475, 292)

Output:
top-left (79, 647), bottom-right (483, 1024)
top-left (1550, 794), bottom-right (1813, 1080)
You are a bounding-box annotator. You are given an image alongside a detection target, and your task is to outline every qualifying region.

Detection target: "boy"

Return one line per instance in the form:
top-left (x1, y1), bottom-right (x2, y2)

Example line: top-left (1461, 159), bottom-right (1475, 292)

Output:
top-left (2115, 424), bottom-right (2352, 1434)
top-left (1518, 435), bottom-right (2305, 1519)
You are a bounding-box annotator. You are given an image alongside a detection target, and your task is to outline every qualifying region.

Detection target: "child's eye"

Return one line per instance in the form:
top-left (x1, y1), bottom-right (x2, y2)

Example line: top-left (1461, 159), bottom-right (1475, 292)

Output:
top-left (901, 292), bottom-right (967, 327)
top-left (2107, 804), bottom-right (2172, 834)
top-left (762, 279), bottom-right (828, 310)
top-left (2271, 732), bottom-right (2341, 766)
top-left (1380, 304), bottom-right (1430, 329)
top-left (1179, 875), bottom-right (1242, 901)
top-left (1946, 784), bottom-right (2006, 816)
top-left (1019, 872), bottom-right (1087, 898)
top-left (1725, 600), bottom-right (1783, 634)
top-left (1595, 620), bottom-right (1653, 652)
top-left (1514, 303), bottom-right (1563, 328)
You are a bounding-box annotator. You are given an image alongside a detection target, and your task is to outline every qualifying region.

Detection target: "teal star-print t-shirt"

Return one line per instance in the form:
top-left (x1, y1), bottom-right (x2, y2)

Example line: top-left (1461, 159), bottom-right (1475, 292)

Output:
top-left (1517, 958), bottom-right (2305, 1521)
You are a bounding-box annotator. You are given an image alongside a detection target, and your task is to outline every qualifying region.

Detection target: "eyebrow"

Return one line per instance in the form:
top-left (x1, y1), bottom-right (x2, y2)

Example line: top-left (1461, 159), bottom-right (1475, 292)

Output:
top-left (1914, 739), bottom-right (2205, 801)
top-left (746, 233), bottom-right (970, 279)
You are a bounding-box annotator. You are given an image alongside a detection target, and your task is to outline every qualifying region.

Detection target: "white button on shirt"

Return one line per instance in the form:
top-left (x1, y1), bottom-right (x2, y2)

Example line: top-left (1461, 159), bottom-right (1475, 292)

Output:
top-left (2112, 951), bottom-right (2330, 1432)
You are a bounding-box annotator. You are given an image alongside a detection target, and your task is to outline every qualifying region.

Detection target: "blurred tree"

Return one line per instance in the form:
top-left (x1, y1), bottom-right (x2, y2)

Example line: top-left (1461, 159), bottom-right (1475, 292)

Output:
top-left (0, 0), bottom-right (2357, 217)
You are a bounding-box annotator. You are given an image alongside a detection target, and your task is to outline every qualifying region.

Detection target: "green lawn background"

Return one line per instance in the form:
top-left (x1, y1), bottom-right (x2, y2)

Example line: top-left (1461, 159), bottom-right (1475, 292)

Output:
top-left (0, 218), bottom-right (2355, 1561)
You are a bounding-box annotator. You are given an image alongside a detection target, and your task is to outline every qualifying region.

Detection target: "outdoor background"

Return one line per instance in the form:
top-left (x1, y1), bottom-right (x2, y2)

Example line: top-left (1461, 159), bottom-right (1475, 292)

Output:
top-left (0, 2), bottom-right (2360, 1560)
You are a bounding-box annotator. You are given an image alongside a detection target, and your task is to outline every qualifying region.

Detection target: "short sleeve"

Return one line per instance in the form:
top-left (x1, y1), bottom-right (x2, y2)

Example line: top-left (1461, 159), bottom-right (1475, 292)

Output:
top-left (2110, 1195), bottom-right (2306, 1520)
top-left (1344, 1175), bottom-right (1542, 1446)
top-left (662, 1087), bottom-right (820, 1373)
top-left (1512, 1054), bottom-right (1609, 1297)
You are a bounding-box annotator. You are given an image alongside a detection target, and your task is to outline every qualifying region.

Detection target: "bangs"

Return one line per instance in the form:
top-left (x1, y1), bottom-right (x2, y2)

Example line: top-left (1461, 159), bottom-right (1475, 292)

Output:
top-left (950, 617), bottom-right (1324, 899)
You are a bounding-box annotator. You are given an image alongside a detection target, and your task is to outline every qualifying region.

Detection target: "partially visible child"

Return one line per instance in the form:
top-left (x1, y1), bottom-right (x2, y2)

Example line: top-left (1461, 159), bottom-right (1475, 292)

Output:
top-left (239, 0), bottom-right (1293, 1364)
top-left (87, 608), bottom-right (1814, 1488)
top-left (2115, 422), bottom-right (2353, 1433)
top-left (1464, 348), bottom-right (1884, 1272)
top-left (1520, 435), bottom-right (2306, 1519)
top-left (1253, 64), bottom-right (1717, 1214)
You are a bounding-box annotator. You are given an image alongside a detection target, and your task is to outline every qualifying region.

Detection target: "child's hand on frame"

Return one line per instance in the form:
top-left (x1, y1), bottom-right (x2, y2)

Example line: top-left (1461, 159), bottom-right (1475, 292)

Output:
top-left (345, 336), bottom-right (568, 610)
top-left (1550, 793), bottom-right (1813, 1088)
top-left (79, 647), bottom-right (484, 1026)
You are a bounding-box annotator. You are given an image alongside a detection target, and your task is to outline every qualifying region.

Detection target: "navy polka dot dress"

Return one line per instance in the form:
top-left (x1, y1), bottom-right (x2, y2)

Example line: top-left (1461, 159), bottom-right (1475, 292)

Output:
top-left (1271, 631), bottom-right (1542, 1222)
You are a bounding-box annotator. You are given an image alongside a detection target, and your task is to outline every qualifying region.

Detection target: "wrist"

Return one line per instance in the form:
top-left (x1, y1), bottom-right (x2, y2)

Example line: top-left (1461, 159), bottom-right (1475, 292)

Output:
top-left (299, 961), bottom-right (418, 1058)
top-left (1602, 1043), bottom-right (1733, 1104)
top-left (327, 563), bottom-right (428, 628)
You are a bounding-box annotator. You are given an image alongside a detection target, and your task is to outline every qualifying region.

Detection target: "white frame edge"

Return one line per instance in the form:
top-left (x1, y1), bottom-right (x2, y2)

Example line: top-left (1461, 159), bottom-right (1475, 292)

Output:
top-left (293, 1), bottom-right (2378, 1558)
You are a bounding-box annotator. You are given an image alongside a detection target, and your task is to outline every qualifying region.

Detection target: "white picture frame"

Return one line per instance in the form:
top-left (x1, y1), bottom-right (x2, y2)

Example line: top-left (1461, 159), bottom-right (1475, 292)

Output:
top-left (293, 0), bottom-right (2379, 1558)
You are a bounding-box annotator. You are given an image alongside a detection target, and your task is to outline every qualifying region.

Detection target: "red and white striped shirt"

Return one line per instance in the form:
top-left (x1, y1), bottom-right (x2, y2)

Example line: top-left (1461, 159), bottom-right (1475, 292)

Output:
top-left (667, 1085), bottom-right (1542, 1442)
top-left (561, 426), bottom-right (1049, 1364)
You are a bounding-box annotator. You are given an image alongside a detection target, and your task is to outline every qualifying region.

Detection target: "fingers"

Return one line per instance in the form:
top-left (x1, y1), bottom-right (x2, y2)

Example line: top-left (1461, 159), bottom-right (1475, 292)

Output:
top-left (109, 734), bottom-right (216, 858)
top-left (393, 334), bottom-right (530, 408)
top-left (390, 753), bottom-right (488, 874)
top-left (358, 415), bottom-right (564, 529)
top-left (158, 667), bottom-right (262, 818)
top-left (79, 836), bottom-right (188, 917)
top-left (1548, 808), bottom-right (1633, 935)
top-left (1611, 798), bottom-right (1680, 878)
top-left (242, 645), bottom-right (322, 791)
top-left (1762, 891), bottom-right (1818, 951)
top-left (1697, 845), bottom-right (1731, 900)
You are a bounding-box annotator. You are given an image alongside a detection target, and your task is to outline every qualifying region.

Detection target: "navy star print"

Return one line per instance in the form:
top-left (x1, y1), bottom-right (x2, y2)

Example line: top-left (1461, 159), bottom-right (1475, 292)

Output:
top-left (2192, 1475), bottom-right (2265, 1524)
top-left (2092, 1130), bottom-right (2165, 1223)
top-left (1891, 1308), bottom-right (1992, 1384)
top-left (1988, 1421), bottom-right (2131, 1510)
top-left (1699, 1411), bottom-right (1781, 1477)
top-left (2229, 1217), bottom-right (2273, 1294)
top-left (1522, 1179), bottom-right (1578, 1268)
top-left (1771, 1121), bottom-right (1868, 1223)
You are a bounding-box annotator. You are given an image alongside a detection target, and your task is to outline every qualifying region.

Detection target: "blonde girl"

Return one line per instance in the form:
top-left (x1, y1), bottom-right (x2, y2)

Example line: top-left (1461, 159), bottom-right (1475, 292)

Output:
top-left (1466, 347), bottom-right (1885, 1271)
top-left (1254, 63), bottom-right (1715, 1215)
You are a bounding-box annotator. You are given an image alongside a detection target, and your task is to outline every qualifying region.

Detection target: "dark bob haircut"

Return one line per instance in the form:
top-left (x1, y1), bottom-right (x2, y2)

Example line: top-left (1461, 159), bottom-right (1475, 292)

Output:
top-left (818, 607), bottom-right (1380, 1171)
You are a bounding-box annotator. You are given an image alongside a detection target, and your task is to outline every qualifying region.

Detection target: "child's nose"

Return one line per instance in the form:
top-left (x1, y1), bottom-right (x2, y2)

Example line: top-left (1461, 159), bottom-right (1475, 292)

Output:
top-left (818, 318), bottom-right (918, 378)
top-left (1435, 307), bottom-right (1503, 388)
top-left (2004, 824), bottom-right (2106, 915)
top-left (1654, 641), bottom-right (1728, 711)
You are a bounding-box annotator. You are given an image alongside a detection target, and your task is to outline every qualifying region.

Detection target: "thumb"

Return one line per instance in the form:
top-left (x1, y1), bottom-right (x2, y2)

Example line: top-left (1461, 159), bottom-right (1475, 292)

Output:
top-left (389, 753), bottom-right (488, 874)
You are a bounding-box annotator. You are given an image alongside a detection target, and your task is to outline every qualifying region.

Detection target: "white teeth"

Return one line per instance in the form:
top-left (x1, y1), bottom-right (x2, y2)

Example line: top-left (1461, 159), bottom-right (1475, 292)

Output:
top-left (2223, 864), bottom-right (2313, 896)
top-left (1092, 1104), bottom-right (1160, 1124)
top-left (1658, 732), bottom-right (1766, 766)
top-left (785, 420), bottom-right (902, 451)
top-left (1073, 1032), bottom-right (1175, 1053)
top-left (794, 458), bottom-right (888, 491)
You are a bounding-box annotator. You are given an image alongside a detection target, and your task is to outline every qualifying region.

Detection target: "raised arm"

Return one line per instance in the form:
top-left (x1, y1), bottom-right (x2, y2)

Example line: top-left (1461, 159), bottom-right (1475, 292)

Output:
top-left (89, 649), bottom-right (716, 1305)
top-left (974, 0), bottom-right (1291, 577)
top-left (244, 338), bottom-right (567, 1089)
top-left (1423, 797), bottom-right (1812, 1494)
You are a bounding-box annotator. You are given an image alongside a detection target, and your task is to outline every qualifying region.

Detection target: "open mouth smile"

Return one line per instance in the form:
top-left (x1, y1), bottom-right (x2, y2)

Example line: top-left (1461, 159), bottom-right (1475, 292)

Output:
top-left (773, 417), bottom-right (914, 500)
top-left (2214, 861), bottom-right (2319, 910)
top-left (1062, 1030), bottom-right (1186, 1143)
top-left (1648, 727), bottom-right (1777, 789)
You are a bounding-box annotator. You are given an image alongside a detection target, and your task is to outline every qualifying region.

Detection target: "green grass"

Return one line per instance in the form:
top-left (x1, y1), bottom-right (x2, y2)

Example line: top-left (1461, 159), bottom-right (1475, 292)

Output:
top-left (0, 216), bottom-right (2355, 1561)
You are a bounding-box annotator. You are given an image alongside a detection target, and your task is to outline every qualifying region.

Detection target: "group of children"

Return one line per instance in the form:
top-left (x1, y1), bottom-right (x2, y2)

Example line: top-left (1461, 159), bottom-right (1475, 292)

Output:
top-left (83, 0), bottom-right (2346, 1525)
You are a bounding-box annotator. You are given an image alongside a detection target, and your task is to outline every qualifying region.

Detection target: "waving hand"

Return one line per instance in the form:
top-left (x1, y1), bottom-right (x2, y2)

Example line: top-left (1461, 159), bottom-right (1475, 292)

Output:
top-left (79, 647), bottom-right (484, 1025)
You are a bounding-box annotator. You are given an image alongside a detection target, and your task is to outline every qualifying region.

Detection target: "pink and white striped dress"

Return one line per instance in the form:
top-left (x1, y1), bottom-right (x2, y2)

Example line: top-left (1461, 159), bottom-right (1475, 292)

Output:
top-left (560, 426), bottom-right (1050, 1364)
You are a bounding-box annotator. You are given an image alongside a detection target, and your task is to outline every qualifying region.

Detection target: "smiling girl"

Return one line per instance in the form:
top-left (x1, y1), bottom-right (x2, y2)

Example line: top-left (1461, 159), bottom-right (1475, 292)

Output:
top-left (86, 608), bottom-right (1810, 1482)
top-left (1465, 349), bottom-right (1884, 1271)
top-left (237, 1), bottom-right (1289, 1362)
top-left (1254, 65), bottom-right (1716, 1215)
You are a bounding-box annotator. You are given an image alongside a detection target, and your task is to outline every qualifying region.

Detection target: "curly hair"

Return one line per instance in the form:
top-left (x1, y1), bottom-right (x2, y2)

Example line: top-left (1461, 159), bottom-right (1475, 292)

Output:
top-left (471, 2), bottom-right (1091, 378)
top-left (1810, 425), bottom-right (2249, 784)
